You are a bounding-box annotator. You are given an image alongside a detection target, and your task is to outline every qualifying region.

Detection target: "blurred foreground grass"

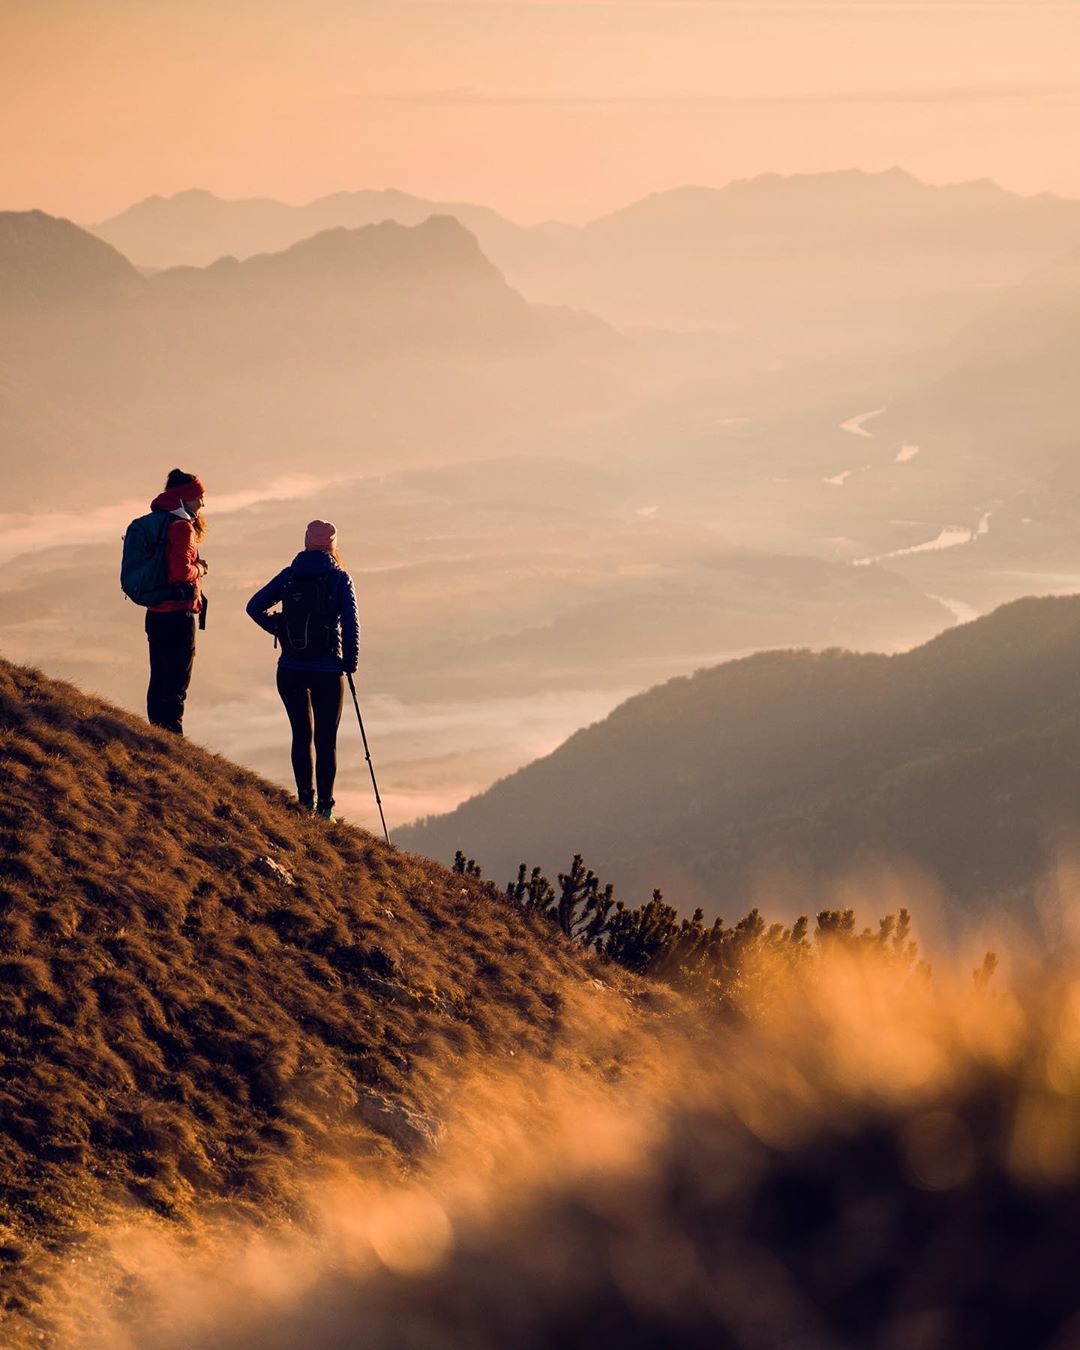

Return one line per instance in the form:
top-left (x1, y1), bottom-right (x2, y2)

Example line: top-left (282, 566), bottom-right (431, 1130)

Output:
top-left (35, 940), bottom-right (1080, 1350)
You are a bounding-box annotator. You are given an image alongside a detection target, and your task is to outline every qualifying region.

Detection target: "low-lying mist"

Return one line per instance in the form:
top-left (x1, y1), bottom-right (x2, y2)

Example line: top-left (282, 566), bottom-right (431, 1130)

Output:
top-left (0, 450), bottom-right (956, 836)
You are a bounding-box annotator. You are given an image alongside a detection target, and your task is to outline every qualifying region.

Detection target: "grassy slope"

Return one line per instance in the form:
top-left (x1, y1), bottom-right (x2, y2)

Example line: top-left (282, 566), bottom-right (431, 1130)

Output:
top-left (398, 594), bottom-right (1080, 921)
top-left (0, 658), bottom-right (632, 1318)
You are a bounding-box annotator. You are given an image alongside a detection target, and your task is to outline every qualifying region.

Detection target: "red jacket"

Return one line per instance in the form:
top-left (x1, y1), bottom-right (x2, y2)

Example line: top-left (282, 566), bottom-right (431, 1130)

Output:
top-left (147, 490), bottom-right (204, 614)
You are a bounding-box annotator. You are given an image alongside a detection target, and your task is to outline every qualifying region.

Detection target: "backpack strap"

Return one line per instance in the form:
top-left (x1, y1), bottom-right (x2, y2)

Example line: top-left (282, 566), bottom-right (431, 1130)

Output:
top-left (150, 510), bottom-right (176, 576)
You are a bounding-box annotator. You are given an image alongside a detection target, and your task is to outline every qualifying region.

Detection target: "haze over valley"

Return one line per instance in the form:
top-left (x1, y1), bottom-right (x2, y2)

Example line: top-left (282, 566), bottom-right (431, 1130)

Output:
top-left (4, 167), bottom-right (1080, 861)
top-left (6, 166), bottom-right (1080, 864)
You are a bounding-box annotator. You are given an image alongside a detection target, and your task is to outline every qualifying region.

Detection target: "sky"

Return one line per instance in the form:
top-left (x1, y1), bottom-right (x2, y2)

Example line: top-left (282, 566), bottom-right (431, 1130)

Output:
top-left (4, 0), bottom-right (1080, 223)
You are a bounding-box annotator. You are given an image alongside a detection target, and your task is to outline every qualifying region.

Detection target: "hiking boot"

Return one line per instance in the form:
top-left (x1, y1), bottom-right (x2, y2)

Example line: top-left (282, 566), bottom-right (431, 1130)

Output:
top-left (315, 800), bottom-right (335, 822)
top-left (297, 790), bottom-right (315, 813)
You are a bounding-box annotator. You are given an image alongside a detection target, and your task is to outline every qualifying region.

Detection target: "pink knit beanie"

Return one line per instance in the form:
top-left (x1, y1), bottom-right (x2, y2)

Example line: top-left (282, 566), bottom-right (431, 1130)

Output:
top-left (304, 519), bottom-right (337, 552)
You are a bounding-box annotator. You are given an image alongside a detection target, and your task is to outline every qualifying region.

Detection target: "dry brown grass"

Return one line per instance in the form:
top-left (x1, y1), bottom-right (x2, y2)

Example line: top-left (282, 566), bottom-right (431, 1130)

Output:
top-left (13, 657), bottom-right (1079, 1350)
top-left (0, 658), bottom-right (646, 1329)
top-left (27, 945), bottom-right (1080, 1350)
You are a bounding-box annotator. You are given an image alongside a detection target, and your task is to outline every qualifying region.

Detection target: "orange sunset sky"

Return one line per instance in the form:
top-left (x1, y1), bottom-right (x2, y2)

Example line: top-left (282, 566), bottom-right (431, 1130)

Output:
top-left (4, 0), bottom-right (1080, 223)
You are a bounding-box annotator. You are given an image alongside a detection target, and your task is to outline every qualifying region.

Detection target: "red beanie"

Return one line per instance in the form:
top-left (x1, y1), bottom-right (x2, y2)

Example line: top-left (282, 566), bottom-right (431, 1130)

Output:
top-left (176, 476), bottom-right (206, 503)
top-left (305, 519), bottom-right (337, 552)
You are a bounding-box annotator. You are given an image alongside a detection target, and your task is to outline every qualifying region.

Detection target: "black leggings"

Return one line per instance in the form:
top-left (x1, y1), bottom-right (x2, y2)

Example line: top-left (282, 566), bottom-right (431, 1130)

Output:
top-left (146, 610), bottom-right (196, 735)
top-left (276, 667), bottom-right (344, 804)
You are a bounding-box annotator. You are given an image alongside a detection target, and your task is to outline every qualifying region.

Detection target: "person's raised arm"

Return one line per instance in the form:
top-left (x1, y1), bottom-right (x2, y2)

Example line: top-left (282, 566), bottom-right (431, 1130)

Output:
top-left (246, 570), bottom-right (288, 636)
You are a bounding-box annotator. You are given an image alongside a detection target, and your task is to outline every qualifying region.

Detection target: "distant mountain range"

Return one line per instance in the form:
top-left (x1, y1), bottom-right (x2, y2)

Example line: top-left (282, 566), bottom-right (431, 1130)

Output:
top-left (93, 170), bottom-right (1080, 279)
top-left (398, 594), bottom-right (1080, 928)
top-left (2, 209), bottom-right (532, 328)
top-left (90, 186), bottom-right (543, 272)
top-left (580, 168), bottom-right (1079, 254)
top-left (0, 210), bottom-right (628, 508)
top-left (89, 172), bottom-right (1080, 361)
top-left (556, 169), bottom-right (1080, 361)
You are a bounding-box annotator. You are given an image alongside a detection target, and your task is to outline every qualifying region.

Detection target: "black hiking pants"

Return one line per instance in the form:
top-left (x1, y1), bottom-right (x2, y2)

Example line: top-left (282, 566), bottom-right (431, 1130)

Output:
top-left (276, 667), bottom-right (344, 806)
top-left (145, 610), bottom-right (196, 735)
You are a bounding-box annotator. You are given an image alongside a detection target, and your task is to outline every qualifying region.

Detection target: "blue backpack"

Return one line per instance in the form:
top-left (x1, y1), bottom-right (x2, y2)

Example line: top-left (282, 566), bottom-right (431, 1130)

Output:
top-left (120, 512), bottom-right (176, 606)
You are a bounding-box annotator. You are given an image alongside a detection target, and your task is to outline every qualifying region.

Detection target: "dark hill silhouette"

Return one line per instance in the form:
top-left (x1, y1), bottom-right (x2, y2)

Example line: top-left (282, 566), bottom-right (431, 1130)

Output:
top-left (0, 211), bottom-right (138, 305)
top-left (0, 657), bottom-right (624, 1318)
top-left (398, 594), bottom-right (1080, 923)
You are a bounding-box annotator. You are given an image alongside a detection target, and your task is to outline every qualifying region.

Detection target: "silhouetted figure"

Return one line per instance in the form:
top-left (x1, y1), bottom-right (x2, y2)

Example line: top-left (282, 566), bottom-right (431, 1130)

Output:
top-left (143, 470), bottom-right (208, 735)
top-left (246, 520), bottom-right (359, 820)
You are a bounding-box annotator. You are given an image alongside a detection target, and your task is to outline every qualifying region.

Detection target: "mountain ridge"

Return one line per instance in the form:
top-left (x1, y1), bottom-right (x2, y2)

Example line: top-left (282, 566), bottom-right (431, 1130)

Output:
top-left (397, 593), bottom-right (1080, 923)
top-left (83, 169), bottom-right (1080, 364)
top-left (89, 187), bottom-right (535, 271)
top-left (0, 211), bottom-right (139, 304)
top-left (142, 215), bottom-right (535, 331)
top-left (88, 168), bottom-right (1080, 272)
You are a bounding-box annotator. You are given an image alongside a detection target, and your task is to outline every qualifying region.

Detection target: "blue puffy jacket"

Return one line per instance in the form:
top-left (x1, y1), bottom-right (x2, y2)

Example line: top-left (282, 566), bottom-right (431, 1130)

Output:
top-left (247, 550), bottom-right (359, 675)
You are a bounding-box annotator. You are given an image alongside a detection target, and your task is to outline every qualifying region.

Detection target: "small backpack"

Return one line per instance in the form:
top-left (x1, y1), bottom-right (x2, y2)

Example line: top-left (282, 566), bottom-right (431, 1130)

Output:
top-left (120, 512), bottom-right (176, 606)
top-left (280, 571), bottom-right (336, 659)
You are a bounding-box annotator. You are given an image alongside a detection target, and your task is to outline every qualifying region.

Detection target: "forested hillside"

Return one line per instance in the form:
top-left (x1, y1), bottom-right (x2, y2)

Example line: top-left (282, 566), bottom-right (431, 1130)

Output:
top-left (400, 594), bottom-right (1080, 924)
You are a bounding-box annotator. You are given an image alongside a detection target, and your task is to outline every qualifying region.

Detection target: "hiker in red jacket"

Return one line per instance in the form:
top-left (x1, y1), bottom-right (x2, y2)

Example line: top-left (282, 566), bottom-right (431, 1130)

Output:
top-left (145, 469), bottom-right (208, 735)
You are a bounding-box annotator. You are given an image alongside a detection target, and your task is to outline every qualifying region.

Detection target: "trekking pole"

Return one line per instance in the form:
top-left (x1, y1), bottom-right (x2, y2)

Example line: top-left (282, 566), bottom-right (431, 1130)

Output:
top-left (347, 674), bottom-right (391, 845)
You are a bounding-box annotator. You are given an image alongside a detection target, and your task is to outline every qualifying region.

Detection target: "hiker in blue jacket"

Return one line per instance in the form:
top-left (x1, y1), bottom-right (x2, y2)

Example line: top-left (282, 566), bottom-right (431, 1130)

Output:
top-left (246, 519), bottom-right (359, 821)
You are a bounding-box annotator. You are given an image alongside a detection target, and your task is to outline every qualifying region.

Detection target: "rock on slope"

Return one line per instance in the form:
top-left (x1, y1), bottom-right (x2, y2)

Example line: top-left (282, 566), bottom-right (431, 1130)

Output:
top-left (0, 658), bottom-right (626, 1321)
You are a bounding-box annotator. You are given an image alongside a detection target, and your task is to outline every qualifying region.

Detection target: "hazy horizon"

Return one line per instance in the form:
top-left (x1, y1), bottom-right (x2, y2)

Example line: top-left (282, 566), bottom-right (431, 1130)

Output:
top-left (69, 163), bottom-right (1080, 231)
top-left (7, 0), bottom-right (1080, 223)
